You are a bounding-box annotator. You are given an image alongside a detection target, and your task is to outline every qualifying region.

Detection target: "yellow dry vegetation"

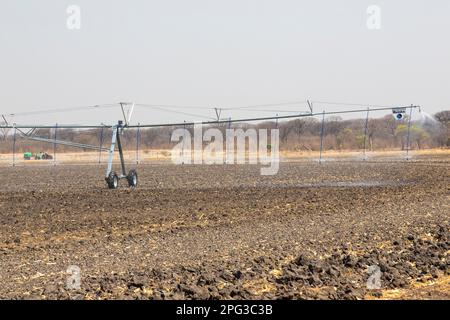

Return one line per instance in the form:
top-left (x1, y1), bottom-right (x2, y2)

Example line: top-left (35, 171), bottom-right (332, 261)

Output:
top-left (367, 275), bottom-right (450, 300)
top-left (242, 278), bottom-right (277, 295)
top-left (1, 148), bottom-right (449, 165)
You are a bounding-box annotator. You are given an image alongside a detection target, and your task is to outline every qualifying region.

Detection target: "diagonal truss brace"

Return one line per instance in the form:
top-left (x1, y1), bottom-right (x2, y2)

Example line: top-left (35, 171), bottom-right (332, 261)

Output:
top-left (17, 128), bottom-right (109, 152)
top-left (105, 123), bottom-right (127, 179)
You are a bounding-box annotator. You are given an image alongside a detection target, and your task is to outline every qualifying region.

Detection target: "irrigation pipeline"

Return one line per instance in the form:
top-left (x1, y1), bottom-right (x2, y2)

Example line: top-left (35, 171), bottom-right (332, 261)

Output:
top-left (0, 105), bottom-right (421, 129)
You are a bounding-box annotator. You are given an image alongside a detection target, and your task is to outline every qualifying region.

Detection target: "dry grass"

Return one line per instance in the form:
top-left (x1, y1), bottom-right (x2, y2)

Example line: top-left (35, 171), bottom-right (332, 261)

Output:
top-left (280, 148), bottom-right (450, 159)
top-left (0, 148), bottom-right (448, 166)
top-left (366, 275), bottom-right (450, 300)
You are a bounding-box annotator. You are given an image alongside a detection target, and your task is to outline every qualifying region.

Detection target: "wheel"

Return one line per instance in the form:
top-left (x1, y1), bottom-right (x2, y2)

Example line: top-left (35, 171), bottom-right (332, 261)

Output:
top-left (106, 171), bottom-right (119, 189)
top-left (127, 169), bottom-right (138, 188)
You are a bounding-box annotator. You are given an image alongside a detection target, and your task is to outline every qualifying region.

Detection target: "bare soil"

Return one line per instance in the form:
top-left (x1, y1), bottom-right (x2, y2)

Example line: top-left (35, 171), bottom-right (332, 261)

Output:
top-left (0, 157), bottom-right (448, 300)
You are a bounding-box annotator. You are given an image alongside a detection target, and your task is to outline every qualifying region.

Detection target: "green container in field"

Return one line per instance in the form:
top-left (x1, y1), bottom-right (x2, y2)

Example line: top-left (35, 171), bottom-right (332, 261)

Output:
top-left (23, 152), bottom-right (33, 160)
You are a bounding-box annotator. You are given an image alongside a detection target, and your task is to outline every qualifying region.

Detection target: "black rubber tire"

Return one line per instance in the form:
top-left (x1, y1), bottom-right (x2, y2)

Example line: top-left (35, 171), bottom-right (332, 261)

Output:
top-left (106, 171), bottom-right (119, 189)
top-left (127, 169), bottom-right (138, 188)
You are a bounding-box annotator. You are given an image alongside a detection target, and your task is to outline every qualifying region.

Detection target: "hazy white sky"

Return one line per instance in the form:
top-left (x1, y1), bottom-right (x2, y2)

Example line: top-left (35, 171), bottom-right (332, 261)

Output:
top-left (0, 0), bottom-right (449, 125)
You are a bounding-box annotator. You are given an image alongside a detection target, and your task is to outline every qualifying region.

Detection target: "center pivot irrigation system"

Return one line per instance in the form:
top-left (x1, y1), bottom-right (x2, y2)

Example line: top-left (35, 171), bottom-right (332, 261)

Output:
top-left (0, 102), bottom-right (421, 189)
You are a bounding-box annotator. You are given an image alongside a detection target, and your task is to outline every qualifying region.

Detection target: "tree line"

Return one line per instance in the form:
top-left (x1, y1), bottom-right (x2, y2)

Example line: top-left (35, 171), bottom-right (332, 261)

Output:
top-left (0, 111), bottom-right (448, 154)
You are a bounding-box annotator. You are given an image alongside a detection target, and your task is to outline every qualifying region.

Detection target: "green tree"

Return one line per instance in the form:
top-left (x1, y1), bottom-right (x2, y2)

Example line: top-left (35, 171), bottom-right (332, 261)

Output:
top-left (396, 125), bottom-right (429, 150)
